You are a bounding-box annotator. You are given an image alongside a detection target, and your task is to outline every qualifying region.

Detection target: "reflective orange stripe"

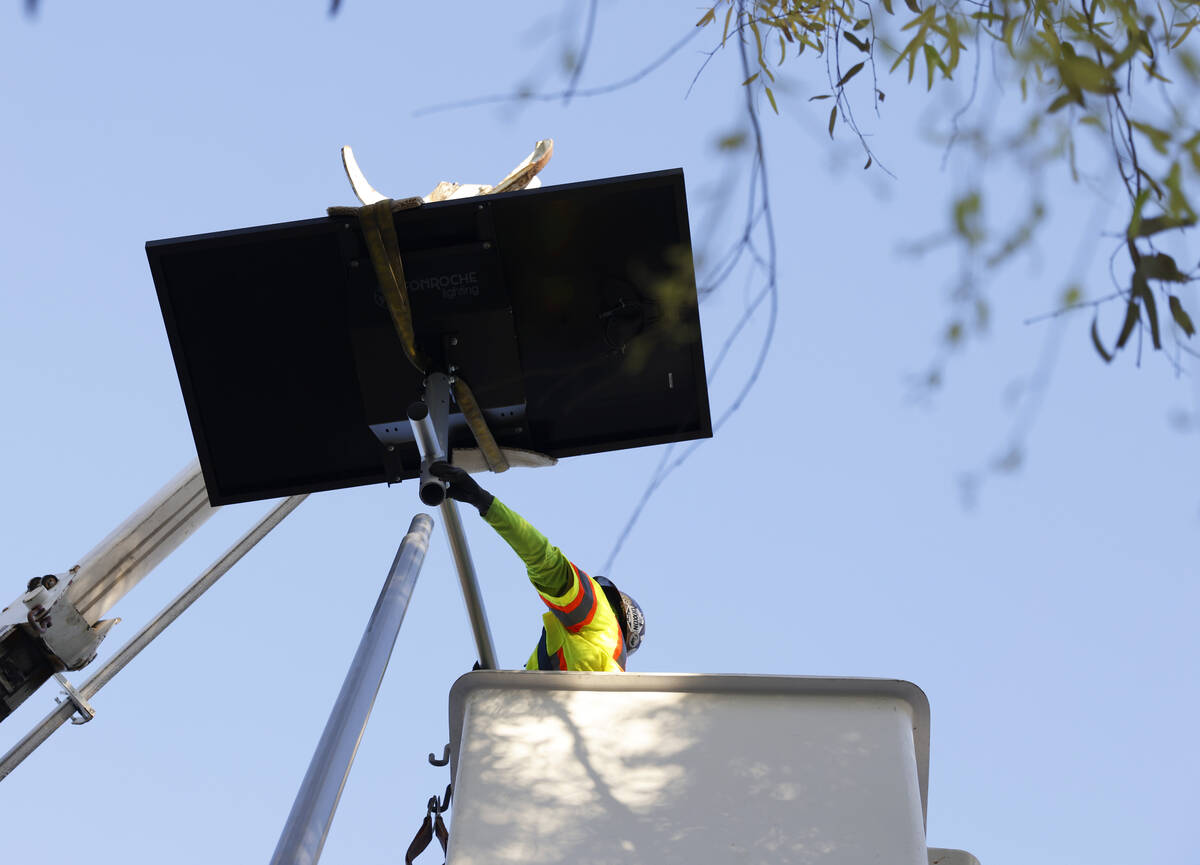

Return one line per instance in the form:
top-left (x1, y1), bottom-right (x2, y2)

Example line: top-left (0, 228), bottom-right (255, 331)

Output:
top-left (612, 630), bottom-right (626, 671)
top-left (541, 564), bottom-right (599, 632)
top-left (541, 563), bottom-right (588, 613)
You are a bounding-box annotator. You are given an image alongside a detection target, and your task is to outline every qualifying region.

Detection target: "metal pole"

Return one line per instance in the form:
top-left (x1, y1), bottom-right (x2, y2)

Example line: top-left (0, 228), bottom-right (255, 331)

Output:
top-left (439, 498), bottom-right (498, 670)
top-left (269, 513), bottom-right (433, 865)
top-left (409, 373), bottom-right (451, 507)
top-left (408, 391), bottom-right (498, 670)
top-left (0, 494), bottom-right (306, 782)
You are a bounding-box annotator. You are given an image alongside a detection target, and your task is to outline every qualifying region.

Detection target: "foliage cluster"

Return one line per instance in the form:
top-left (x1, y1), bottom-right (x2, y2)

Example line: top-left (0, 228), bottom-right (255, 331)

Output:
top-left (699, 0), bottom-right (1199, 367)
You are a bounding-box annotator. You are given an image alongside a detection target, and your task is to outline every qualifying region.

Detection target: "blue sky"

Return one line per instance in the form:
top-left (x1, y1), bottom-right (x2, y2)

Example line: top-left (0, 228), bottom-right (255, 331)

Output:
top-left (1, 3), bottom-right (1197, 863)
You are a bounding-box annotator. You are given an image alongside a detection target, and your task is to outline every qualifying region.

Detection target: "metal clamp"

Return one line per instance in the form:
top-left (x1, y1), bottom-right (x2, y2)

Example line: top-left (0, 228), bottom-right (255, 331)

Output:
top-left (52, 673), bottom-right (95, 725)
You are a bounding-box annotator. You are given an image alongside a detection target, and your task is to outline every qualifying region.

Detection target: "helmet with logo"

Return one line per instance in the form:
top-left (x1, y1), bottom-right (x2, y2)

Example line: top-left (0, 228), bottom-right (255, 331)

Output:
top-left (594, 576), bottom-right (646, 656)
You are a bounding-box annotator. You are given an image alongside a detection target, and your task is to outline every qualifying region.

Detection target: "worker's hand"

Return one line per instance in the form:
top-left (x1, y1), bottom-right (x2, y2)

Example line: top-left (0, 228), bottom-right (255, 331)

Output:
top-left (430, 461), bottom-right (494, 516)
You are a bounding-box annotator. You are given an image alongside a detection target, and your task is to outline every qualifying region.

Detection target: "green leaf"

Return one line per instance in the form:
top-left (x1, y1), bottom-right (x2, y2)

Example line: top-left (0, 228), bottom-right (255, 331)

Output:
top-left (1165, 162), bottom-right (1197, 220)
top-left (765, 85), bottom-right (778, 114)
top-left (1131, 120), bottom-right (1171, 155)
top-left (1003, 17), bottom-right (1018, 54)
top-left (1143, 286), bottom-right (1163, 349)
top-left (809, 93), bottom-right (833, 101)
top-left (1171, 18), bottom-right (1200, 50)
top-left (923, 44), bottom-right (941, 89)
top-left (1061, 55), bottom-right (1117, 93)
top-left (946, 13), bottom-right (963, 71)
top-left (717, 132), bottom-right (748, 150)
top-left (1062, 285), bottom-right (1083, 307)
top-left (742, 72), bottom-right (760, 86)
top-left (844, 31), bottom-right (870, 52)
top-left (1170, 296), bottom-right (1196, 336)
top-left (750, 15), bottom-right (765, 69)
top-left (952, 191), bottom-right (983, 245)
top-left (1047, 91), bottom-right (1077, 113)
top-left (864, 155), bottom-right (872, 170)
top-left (722, 5), bottom-right (733, 45)
top-left (828, 104), bottom-right (837, 137)
top-left (1143, 60), bottom-right (1172, 83)
top-left (696, 7), bottom-right (716, 27)
top-left (1132, 215), bottom-right (1197, 238)
top-left (904, 0), bottom-right (920, 13)
top-left (837, 61), bottom-right (866, 87)
top-left (854, 18), bottom-right (870, 31)
top-left (1132, 272), bottom-right (1162, 350)
top-left (890, 32), bottom-right (924, 82)
top-left (1107, 30), bottom-right (1142, 73)
top-left (1136, 26), bottom-right (1154, 58)
top-left (1091, 315), bottom-right (1114, 362)
top-left (1126, 188), bottom-right (1151, 239)
top-left (1141, 253), bottom-right (1189, 282)
top-left (1115, 297), bottom-right (1140, 349)
top-left (901, 6), bottom-right (934, 31)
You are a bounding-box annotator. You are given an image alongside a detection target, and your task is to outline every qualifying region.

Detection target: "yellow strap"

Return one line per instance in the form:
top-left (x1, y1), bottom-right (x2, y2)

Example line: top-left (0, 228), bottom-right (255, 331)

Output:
top-left (349, 198), bottom-right (510, 473)
top-left (358, 198), bottom-right (429, 373)
top-left (451, 377), bottom-right (509, 473)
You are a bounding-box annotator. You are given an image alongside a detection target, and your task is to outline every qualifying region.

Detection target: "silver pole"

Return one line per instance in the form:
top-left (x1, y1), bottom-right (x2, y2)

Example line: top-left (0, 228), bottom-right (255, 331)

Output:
top-left (408, 392), bottom-right (498, 670)
top-left (0, 494), bottom-right (306, 782)
top-left (439, 498), bottom-right (498, 670)
top-left (269, 513), bottom-right (433, 865)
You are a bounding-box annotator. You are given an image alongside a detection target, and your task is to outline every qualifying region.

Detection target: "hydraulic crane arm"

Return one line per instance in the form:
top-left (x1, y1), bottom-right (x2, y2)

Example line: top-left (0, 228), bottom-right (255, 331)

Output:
top-left (0, 461), bottom-right (217, 721)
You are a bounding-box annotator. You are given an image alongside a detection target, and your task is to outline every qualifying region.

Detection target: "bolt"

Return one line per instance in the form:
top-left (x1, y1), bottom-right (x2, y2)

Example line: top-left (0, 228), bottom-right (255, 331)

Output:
top-left (482, 242), bottom-right (492, 250)
top-left (449, 336), bottom-right (458, 346)
top-left (349, 260), bottom-right (359, 268)
top-left (477, 204), bottom-right (484, 211)
top-left (387, 445), bottom-right (395, 452)
top-left (343, 223), bottom-right (351, 230)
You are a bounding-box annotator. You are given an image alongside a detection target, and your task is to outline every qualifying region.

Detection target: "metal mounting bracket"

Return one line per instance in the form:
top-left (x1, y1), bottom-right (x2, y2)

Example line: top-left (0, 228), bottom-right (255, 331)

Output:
top-left (52, 673), bottom-right (95, 725)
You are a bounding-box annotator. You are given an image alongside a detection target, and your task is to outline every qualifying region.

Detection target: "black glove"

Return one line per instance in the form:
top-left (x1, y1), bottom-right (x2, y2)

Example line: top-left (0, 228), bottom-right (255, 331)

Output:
top-left (429, 461), bottom-right (494, 516)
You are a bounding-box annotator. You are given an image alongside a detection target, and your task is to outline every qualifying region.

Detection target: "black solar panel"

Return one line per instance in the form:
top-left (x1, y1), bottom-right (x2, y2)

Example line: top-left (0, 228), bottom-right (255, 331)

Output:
top-left (147, 169), bottom-right (711, 505)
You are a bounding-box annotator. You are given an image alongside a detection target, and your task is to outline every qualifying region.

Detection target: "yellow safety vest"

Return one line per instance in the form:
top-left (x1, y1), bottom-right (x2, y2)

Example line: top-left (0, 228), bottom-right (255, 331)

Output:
top-left (525, 563), bottom-right (626, 672)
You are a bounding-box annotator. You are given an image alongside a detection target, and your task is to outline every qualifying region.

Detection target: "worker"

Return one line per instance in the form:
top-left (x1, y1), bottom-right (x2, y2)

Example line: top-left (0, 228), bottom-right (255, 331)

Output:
top-left (430, 461), bottom-right (645, 671)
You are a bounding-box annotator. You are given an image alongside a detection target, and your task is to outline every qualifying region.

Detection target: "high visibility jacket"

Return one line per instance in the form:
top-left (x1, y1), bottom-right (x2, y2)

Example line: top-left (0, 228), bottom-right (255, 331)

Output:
top-left (483, 497), bottom-right (626, 672)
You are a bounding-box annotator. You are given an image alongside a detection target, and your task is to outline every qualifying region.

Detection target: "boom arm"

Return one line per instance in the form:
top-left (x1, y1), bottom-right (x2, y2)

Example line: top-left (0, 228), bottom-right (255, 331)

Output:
top-left (0, 461), bottom-right (216, 721)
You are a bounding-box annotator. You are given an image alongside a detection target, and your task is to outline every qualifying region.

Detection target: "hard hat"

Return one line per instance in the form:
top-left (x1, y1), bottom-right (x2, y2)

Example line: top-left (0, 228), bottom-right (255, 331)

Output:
top-left (594, 576), bottom-right (646, 656)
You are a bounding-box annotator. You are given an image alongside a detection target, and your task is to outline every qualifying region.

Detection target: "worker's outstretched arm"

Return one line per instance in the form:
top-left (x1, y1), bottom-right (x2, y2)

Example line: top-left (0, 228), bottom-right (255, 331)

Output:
top-left (430, 462), bottom-right (573, 596)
